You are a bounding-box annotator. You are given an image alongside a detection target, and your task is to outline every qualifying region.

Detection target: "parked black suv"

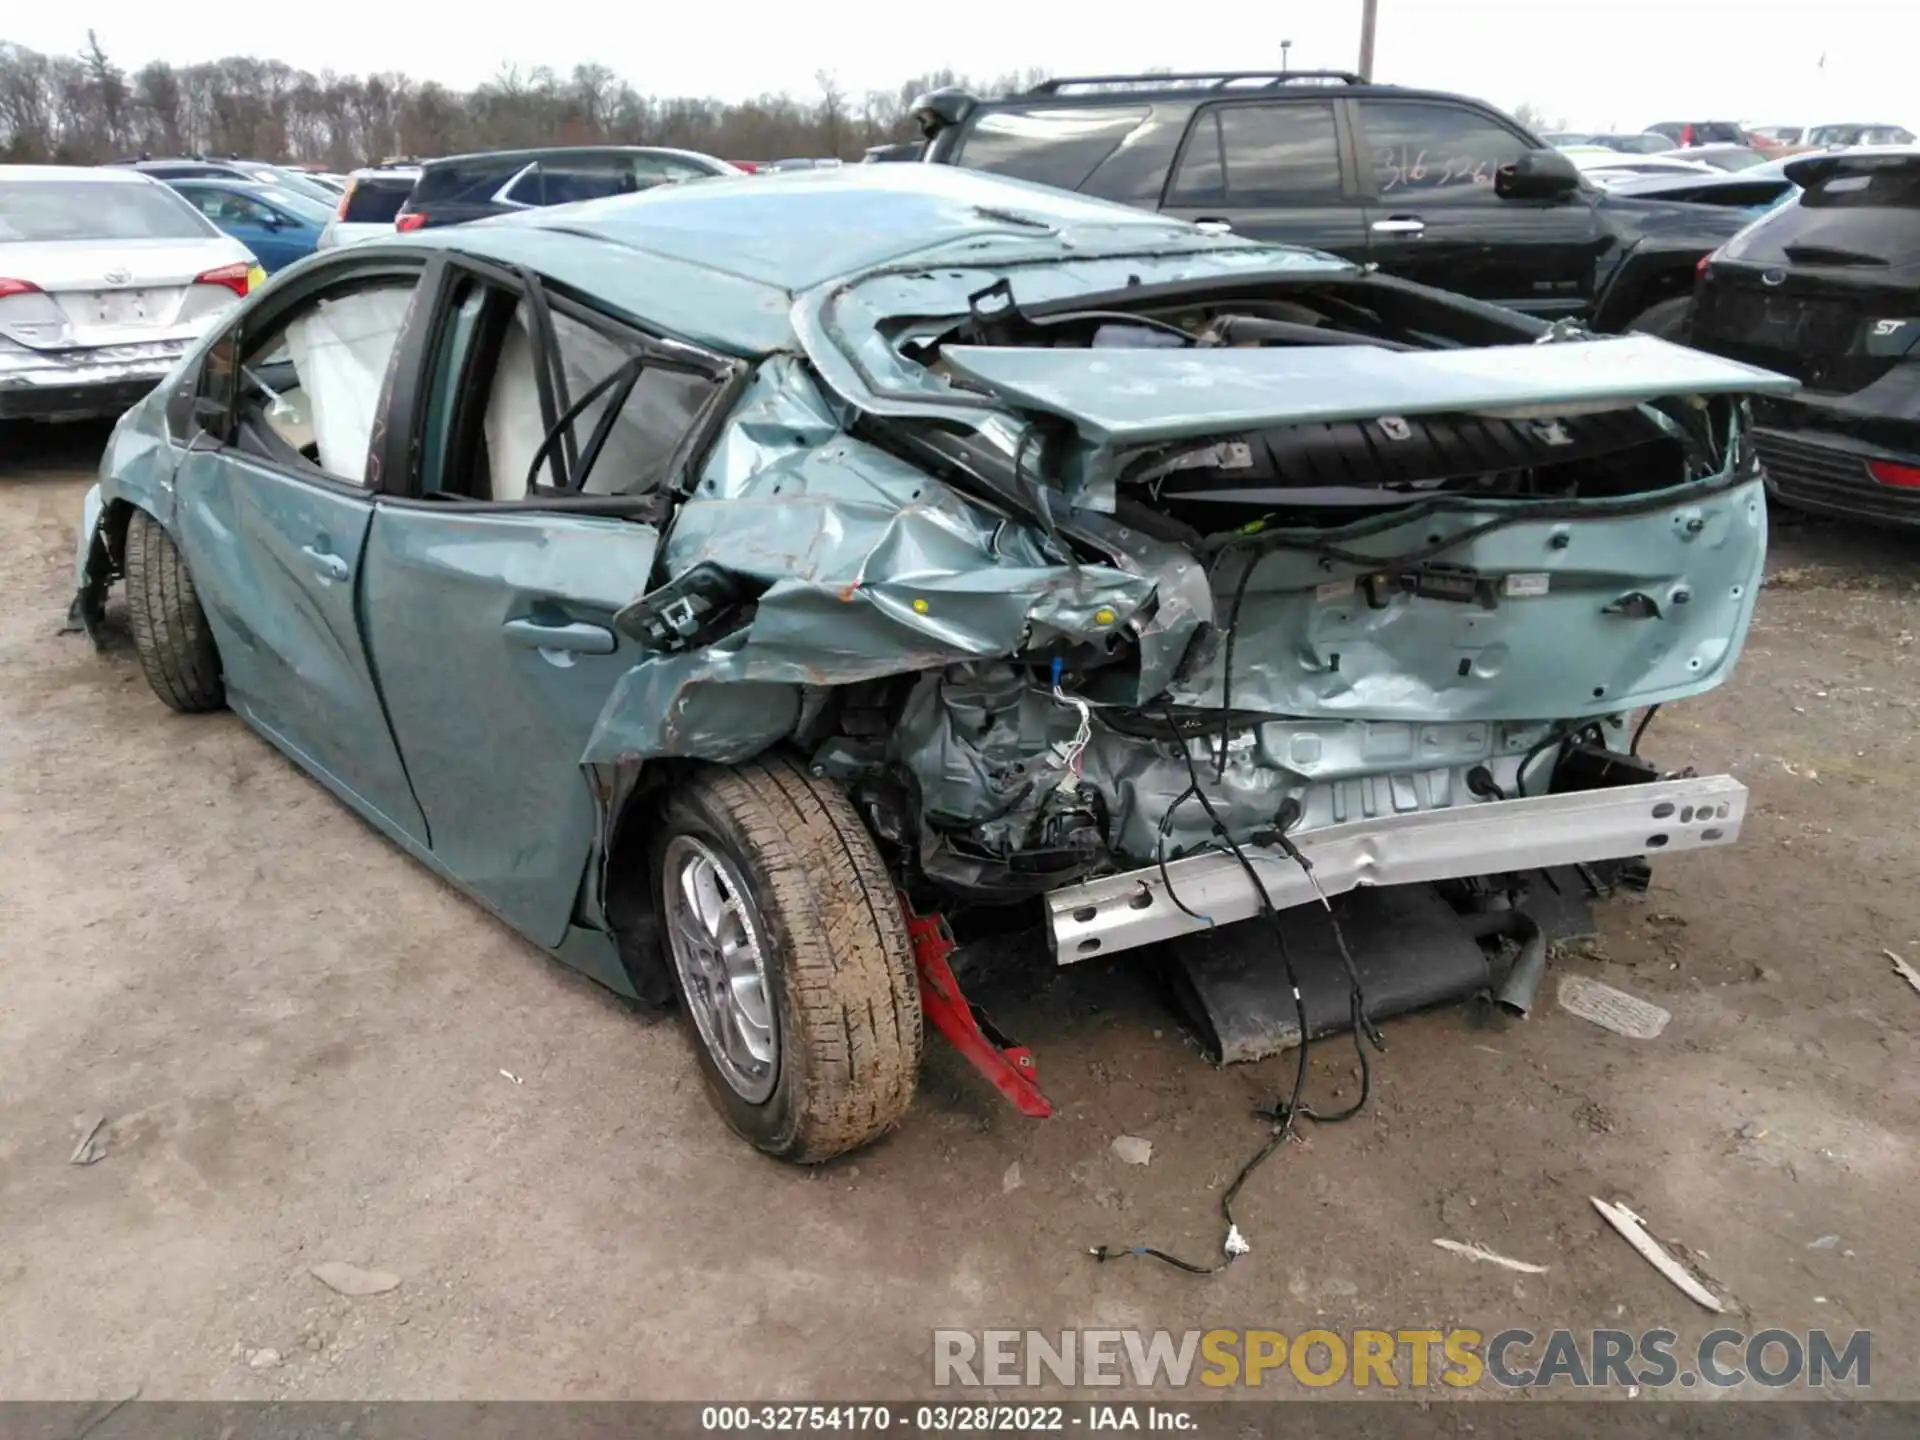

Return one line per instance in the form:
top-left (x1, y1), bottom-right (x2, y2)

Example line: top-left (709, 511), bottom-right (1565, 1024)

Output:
top-left (1689, 147), bottom-right (1920, 526)
top-left (394, 146), bottom-right (738, 230)
top-left (913, 71), bottom-right (1754, 336)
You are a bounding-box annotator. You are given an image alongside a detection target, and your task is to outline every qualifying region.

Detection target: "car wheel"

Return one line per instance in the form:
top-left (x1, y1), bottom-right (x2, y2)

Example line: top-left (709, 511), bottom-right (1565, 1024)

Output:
top-left (124, 508), bottom-right (225, 713)
top-left (1626, 296), bottom-right (1693, 342)
top-left (653, 755), bottom-right (923, 1162)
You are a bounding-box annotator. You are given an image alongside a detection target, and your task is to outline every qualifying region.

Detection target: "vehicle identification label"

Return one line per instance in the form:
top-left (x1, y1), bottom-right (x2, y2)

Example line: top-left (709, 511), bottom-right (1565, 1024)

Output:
top-left (1504, 573), bottom-right (1552, 597)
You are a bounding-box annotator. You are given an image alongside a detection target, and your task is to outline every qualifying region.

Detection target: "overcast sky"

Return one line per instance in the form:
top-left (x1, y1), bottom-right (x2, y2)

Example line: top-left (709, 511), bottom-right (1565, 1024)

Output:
top-left (9, 0), bottom-right (1917, 132)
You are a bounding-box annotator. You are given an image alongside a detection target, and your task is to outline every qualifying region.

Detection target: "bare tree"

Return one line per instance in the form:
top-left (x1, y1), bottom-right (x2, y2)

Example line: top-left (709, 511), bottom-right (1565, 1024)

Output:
top-left (0, 37), bottom-right (1049, 166)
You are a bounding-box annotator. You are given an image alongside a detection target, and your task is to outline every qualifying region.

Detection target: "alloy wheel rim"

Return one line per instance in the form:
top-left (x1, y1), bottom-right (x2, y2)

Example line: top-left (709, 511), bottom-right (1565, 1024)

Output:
top-left (662, 836), bottom-right (778, 1103)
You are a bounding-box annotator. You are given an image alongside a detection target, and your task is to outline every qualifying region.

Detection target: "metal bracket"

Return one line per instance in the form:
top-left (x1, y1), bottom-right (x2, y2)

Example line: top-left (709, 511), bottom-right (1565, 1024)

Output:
top-left (902, 900), bottom-right (1053, 1119)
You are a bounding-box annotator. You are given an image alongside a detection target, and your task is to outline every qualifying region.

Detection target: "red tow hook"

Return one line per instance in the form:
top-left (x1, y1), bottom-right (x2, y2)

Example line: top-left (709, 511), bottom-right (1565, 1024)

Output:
top-left (901, 899), bottom-right (1054, 1119)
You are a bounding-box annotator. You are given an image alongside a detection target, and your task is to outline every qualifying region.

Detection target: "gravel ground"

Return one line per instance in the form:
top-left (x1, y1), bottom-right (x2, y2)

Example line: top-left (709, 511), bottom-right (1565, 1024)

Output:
top-left (2, 420), bottom-right (1915, 1402)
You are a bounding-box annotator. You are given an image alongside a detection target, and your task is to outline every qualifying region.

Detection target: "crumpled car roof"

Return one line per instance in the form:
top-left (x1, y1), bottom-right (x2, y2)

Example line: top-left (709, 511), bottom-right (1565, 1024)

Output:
top-left (385, 165), bottom-right (1310, 356)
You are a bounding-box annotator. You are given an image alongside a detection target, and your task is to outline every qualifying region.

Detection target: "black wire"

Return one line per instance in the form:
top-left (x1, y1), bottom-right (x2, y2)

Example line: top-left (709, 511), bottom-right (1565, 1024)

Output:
top-left (1215, 547), bottom-right (1259, 782)
top-left (1514, 720), bottom-right (1602, 797)
top-left (1631, 704), bottom-right (1661, 756)
top-left (1154, 785), bottom-right (1211, 924)
top-left (1093, 708), bottom-right (1381, 1276)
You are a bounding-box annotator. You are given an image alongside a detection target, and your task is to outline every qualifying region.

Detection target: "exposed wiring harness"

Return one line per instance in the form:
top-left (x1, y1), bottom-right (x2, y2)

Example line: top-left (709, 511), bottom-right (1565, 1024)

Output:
top-left (1090, 707), bottom-right (1384, 1276)
top-left (1047, 657), bottom-right (1095, 795)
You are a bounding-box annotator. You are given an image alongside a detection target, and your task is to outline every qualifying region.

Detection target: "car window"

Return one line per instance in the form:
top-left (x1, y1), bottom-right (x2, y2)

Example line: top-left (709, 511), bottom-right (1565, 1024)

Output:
top-left (952, 105), bottom-right (1152, 192)
top-left (255, 188), bottom-right (334, 226)
top-left (1357, 100), bottom-right (1530, 200)
top-left (342, 178), bottom-right (416, 224)
top-left (0, 179), bottom-right (217, 242)
top-left (504, 155), bottom-right (710, 207)
top-left (1169, 101), bottom-right (1343, 206)
top-left (1800, 165), bottom-right (1920, 210)
top-left (204, 191), bottom-right (278, 226)
top-left (427, 276), bottom-right (720, 502)
top-left (229, 277), bottom-right (422, 484)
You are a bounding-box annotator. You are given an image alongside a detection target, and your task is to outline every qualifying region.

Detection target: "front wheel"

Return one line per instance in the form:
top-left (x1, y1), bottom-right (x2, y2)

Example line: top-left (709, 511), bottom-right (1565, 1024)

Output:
top-left (124, 508), bottom-right (224, 713)
top-left (653, 756), bottom-right (923, 1162)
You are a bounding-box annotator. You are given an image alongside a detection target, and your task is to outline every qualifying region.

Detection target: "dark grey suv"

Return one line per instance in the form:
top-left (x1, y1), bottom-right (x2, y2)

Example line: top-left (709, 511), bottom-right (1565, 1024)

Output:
top-left (915, 71), bottom-right (1755, 337)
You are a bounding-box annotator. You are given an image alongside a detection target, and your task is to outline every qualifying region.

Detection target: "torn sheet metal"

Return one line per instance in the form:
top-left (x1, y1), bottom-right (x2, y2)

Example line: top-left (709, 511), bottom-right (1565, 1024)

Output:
top-left (585, 357), bottom-right (1171, 771)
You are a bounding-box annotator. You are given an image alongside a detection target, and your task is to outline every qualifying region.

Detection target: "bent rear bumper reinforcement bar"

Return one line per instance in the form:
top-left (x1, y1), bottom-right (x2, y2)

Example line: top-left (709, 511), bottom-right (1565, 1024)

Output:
top-left (1044, 774), bottom-right (1748, 962)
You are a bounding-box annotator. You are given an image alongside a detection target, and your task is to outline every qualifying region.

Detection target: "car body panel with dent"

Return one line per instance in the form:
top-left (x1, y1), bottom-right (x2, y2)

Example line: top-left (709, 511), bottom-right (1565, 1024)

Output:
top-left (72, 164), bottom-right (1795, 1155)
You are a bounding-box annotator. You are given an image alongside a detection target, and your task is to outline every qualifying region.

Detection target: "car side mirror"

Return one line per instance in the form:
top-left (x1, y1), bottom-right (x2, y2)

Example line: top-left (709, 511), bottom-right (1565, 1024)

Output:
top-left (1496, 148), bottom-right (1582, 201)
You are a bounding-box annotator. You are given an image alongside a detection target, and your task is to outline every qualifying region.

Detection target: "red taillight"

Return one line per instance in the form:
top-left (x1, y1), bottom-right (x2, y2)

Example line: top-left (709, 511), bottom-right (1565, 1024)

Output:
top-left (193, 262), bottom-right (252, 298)
top-left (394, 212), bottom-right (427, 232)
top-left (1696, 250), bottom-right (1717, 279)
top-left (1867, 459), bottom-right (1920, 489)
top-left (336, 182), bottom-right (353, 220)
top-left (0, 277), bottom-right (42, 299)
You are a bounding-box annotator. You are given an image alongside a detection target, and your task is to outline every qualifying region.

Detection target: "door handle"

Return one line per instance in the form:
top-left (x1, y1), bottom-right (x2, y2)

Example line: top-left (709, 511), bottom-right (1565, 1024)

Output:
top-left (300, 544), bottom-right (350, 583)
top-left (1371, 217), bottom-right (1426, 235)
top-left (502, 618), bottom-right (616, 655)
top-left (1194, 217), bottom-right (1233, 234)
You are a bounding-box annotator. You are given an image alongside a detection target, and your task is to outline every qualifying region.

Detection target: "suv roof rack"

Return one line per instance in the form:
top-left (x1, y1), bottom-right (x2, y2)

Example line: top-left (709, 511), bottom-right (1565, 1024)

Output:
top-left (1024, 70), bottom-right (1368, 95)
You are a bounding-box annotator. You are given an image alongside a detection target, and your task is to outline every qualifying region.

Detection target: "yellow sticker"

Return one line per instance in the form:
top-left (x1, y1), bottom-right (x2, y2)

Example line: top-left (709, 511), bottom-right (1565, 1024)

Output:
top-left (911, 598), bottom-right (929, 614)
top-left (1094, 607), bottom-right (1116, 625)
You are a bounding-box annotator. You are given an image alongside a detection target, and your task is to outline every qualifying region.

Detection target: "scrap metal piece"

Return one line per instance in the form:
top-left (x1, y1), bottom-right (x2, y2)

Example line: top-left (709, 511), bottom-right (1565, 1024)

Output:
top-left (1432, 1238), bottom-right (1549, 1274)
top-left (1886, 948), bottom-right (1920, 996)
top-left (903, 902), bottom-right (1053, 1118)
top-left (68, 1116), bottom-right (107, 1166)
top-left (1558, 975), bottom-right (1672, 1039)
top-left (1591, 1197), bottom-right (1727, 1313)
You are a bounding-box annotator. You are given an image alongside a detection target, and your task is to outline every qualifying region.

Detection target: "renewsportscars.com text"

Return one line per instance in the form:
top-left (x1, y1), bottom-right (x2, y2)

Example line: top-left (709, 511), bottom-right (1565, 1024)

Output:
top-left (933, 1328), bottom-right (1871, 1391)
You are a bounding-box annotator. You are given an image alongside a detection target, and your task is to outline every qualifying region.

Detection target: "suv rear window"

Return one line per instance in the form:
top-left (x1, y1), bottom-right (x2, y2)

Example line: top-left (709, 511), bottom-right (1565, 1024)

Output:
top-left (953, 105), bottom-right (1151, 192)
top-left (343, 177), bottom-right (416, 223)
top-left (410, 159), bottom-right (518, 207)
top-left (1802, 165), bottom-right (1920, 210)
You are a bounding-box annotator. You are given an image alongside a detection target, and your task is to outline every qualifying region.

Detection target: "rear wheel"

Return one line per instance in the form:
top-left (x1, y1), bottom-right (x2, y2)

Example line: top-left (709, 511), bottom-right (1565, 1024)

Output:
top-left (653, 755), bottom-right (922, 1162)
top-left (1626, 295), bottom-right (1693, 342)
top-left (124, 508), bottom-right (224, 713)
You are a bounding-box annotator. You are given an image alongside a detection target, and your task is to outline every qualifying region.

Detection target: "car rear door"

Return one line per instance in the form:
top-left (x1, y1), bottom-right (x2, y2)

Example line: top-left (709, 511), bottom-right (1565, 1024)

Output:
top-left (357, 256), bottom-right (735, 947)
top-left (1157, 98), bottom-right (1371, 262)
top-left (1352, 97), bottom-right (1606, 317)
top-left (168, 254), bottom-right (431, 844)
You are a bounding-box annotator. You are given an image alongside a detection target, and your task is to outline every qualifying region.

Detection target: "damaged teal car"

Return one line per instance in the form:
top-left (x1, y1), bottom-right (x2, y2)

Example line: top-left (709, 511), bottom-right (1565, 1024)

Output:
top-left (73, 165), bottom-right (1794, 1161)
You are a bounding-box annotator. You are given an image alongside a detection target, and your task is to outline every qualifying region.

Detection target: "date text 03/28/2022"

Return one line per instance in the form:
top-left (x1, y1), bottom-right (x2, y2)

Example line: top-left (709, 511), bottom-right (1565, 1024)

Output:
top-left (700, 1405), bottom-right (1194, 1431)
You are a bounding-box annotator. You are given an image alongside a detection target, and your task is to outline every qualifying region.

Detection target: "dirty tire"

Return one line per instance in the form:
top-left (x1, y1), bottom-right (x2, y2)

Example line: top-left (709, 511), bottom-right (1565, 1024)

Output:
top-left (655, 756), bottom-right (922, 1162)
top-left (124, 508), bottom-right (224, 713)
top-left (1626, 295), bottom-right (1693, 342)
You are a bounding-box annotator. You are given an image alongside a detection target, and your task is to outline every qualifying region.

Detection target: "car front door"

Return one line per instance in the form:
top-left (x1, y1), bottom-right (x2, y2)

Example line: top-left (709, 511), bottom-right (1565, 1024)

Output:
top-left (169, 258), bottom-right (431, 844)
top-left (1158, 98), bottom-right (1371, 262)
top-left (358, 259), bottom-right (732, 946)
top-left (1353, 98), bottom-right (1606, 318)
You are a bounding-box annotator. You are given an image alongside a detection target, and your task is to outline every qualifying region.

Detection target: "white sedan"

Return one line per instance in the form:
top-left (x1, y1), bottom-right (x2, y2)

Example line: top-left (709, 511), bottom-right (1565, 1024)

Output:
top-left (1, 166), bottom-right (262, 423)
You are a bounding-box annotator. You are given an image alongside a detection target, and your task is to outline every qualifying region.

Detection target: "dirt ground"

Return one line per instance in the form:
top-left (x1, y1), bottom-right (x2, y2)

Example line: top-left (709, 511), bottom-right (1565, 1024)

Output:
top-left (2, 419), bottom-right (1916, 1403)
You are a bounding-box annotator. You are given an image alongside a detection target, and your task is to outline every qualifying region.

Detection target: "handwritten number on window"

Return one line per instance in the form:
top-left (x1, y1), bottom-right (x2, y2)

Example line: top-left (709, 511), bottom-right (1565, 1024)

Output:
top-left (1377, 145), bottom-right (1496, 192)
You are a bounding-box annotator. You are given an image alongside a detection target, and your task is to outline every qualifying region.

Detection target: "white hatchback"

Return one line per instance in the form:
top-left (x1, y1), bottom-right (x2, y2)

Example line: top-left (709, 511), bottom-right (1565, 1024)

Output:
top-left (0, 165), bottom-right (261, 422)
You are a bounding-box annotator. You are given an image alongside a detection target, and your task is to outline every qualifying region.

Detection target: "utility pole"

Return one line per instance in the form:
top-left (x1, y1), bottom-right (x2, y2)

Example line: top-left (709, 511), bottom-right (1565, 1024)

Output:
top-left (1281, 39), bottom-right (1292, 75)
top-left (1358, 0), bottom-right (1379, 80)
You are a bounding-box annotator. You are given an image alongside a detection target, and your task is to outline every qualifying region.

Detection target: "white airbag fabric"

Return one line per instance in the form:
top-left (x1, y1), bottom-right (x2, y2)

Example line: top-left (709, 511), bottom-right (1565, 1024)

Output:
top-left (284, 287), bottom-right (414, 481)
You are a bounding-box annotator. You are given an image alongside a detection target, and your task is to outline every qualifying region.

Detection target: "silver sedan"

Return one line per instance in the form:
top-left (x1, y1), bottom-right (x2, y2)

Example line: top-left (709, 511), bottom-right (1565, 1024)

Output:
top-left (1, 166), bottom-right (261, 423)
